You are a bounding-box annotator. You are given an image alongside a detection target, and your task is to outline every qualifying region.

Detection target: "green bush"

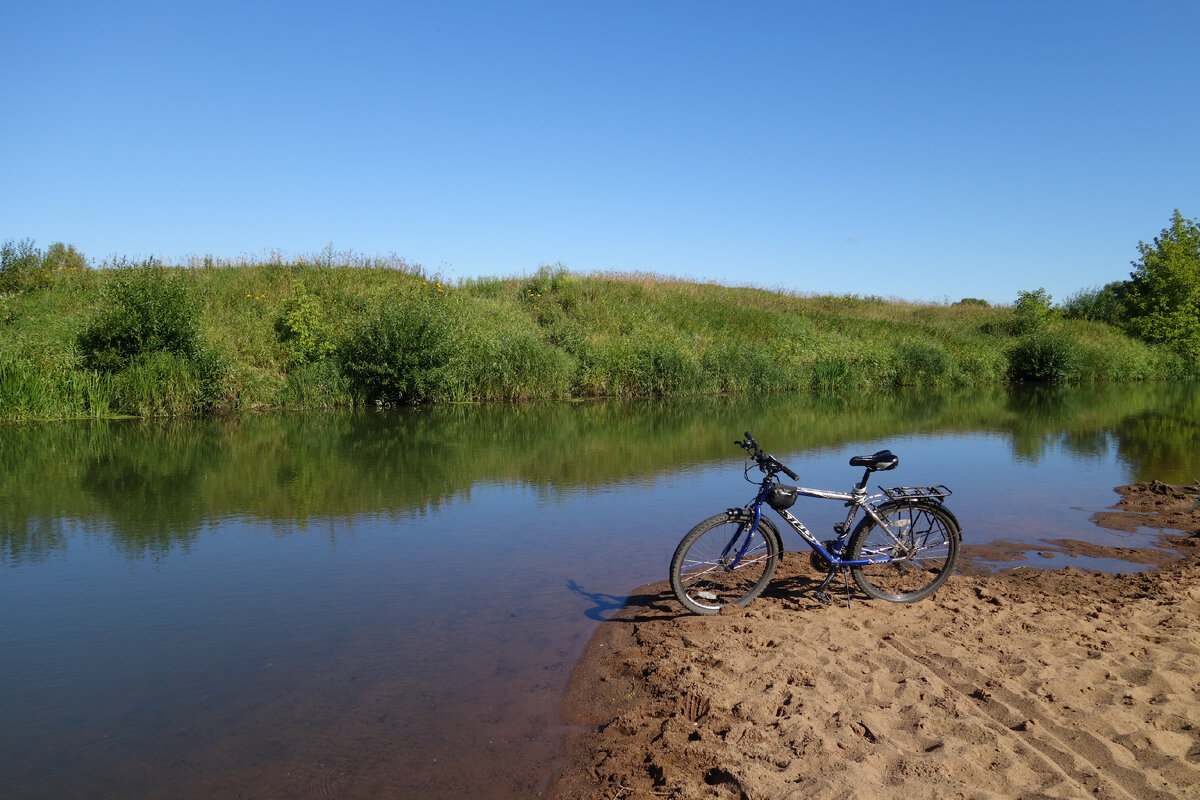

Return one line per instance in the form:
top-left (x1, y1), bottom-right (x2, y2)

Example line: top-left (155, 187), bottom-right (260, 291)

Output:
top-left (337, 296), bottom-right (457, 404)
top-left (892, 342), bottom-right (956, 386)
top-left (1007, 287), bottom-right (1056, 336)
top-left (275, 285), bottom-right (335, 367)
top-left (43, 242), bottom-right (88, 273)
top-left (71, 264), bottom-right (230, 415)
top-left (78, 263), bottom-right (201, 372)
top-left (1007, 331), bottom-right (1080, 383)
top-left (0, 238), bottom-right (52, 293)
top-left (1061, 282), bottom-right (1126, 325)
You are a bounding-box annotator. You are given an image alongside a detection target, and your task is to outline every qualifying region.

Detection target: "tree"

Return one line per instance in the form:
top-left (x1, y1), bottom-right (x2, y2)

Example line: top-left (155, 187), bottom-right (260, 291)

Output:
top-left (1122, 210), bottom-right (1200, 355)
top-left (43, 242), bottom-right (88, 272)
top-left (1010, 287), bottom-right (1055, 334)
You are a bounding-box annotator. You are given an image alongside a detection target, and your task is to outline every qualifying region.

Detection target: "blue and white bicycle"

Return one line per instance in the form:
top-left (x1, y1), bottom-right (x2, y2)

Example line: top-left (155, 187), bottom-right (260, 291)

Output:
top-left (669, 432), bottom-right (962, 614)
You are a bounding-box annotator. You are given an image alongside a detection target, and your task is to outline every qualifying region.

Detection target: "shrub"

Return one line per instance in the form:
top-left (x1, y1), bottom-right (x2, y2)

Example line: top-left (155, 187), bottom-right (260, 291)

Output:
top-left (1061, 282), bottom-right (1126, 325)
top-left (43, 242), bottom-right (88, 273)
top-left (892, 342), bottom-right (956, 386)
top-left (337, 295), bottom-right (457, 404)
top-left (78, 263), bottom-right (201, 372)
top-left (1007, 331), bottom-right (1080, 383)
top-left (275, 285), bottom-right (335, 367)
top-left (1008, 287), bottom-right (1056, 335)
top-left (0, 238), bottom-right (52, 293)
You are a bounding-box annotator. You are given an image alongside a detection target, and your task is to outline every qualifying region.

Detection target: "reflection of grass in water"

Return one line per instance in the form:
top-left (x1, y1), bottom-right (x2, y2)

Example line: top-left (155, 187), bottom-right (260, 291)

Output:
top-left (2, 382), bottom-right (1199, 562)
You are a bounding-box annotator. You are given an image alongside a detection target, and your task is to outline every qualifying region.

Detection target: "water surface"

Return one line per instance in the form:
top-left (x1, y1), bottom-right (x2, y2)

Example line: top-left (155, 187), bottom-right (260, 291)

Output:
top-left (3, 383), bottom-right (1198, 798)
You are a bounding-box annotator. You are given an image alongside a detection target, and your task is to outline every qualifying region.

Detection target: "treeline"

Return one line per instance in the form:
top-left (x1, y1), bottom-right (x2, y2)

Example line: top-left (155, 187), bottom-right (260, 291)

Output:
top-left (0, 212), bottom-right (1197, 421)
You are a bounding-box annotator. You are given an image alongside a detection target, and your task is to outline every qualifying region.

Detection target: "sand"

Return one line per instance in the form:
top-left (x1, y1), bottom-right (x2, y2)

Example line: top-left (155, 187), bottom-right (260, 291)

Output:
top-left (549, 481), bottom-right (1200, 800)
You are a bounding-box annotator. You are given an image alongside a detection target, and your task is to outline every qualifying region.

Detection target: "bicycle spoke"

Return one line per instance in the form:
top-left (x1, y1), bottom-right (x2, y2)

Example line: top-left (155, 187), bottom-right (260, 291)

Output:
top-left (670, 515), bottom-right (780, 614)
top-left (849, 502), bottom-right (960, 602)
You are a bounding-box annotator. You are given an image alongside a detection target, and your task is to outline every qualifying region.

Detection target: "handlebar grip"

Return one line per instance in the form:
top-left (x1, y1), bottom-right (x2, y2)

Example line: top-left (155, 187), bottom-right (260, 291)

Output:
top-left (780, 464), bottom-right (799, 481)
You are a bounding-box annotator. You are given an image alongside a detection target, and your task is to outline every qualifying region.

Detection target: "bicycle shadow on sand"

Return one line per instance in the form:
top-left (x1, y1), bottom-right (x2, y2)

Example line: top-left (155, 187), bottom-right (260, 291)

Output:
top-left (566, 579), bottom-right (678, 623)
top-left (568, 554), bottom-right (869, 624)
top-left (763, 552), bottom-right (881, 608)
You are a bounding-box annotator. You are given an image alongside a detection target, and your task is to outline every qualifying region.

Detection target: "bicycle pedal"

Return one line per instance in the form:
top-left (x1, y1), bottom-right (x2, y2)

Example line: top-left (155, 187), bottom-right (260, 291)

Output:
top-left (815, 591), bottom-right (832, 605)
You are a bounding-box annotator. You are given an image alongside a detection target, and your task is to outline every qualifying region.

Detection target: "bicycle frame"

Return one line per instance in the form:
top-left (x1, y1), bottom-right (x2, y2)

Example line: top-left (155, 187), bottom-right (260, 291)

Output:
top-left (728, 476), bottom-right (907, 569)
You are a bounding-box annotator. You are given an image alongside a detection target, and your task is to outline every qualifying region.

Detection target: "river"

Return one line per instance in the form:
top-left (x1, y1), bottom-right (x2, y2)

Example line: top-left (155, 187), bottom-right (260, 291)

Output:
top-left (2, 382), bottom-right (1197, 798)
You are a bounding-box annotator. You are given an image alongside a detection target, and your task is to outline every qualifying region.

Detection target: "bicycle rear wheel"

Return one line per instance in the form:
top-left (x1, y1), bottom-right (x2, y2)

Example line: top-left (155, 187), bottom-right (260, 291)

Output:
top-left (670, 512), bottom-right (781, 615)
top-left (847, 500), bottom-right (961, 602)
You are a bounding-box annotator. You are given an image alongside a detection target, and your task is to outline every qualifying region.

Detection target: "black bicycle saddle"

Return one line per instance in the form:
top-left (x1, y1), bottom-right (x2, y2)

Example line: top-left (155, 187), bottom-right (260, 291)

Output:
top-left (849, 450), bottom-right (898, 471)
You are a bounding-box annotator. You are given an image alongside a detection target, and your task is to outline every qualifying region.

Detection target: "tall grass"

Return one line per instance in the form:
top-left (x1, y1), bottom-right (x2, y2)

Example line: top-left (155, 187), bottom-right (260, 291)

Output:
top-left (0, 255), bottom-right (1195, 421)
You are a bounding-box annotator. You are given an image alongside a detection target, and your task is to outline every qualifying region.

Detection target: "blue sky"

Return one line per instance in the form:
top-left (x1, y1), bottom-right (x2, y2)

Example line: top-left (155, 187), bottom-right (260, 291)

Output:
top-left (3, 1), bottom-right (1197, 304)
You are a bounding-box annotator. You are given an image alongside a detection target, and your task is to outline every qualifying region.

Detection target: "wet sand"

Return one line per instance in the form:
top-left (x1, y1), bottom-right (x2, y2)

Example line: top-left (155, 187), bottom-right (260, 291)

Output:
top-left (549, 481), bottom-right (1200, 799)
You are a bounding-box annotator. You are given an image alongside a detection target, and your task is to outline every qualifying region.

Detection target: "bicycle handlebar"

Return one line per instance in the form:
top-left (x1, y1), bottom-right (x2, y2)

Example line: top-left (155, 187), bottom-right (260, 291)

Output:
top-left (737, 431), bottom-right (799, 481)
top-left (775, 460), bottom-right (799, 481)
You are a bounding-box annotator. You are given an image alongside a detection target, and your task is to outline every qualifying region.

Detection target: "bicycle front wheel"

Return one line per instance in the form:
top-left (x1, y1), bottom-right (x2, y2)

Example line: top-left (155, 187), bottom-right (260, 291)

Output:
top-left (847, 500), bottom-right (961, 602)
top-left (669, 512), bottom-right (781, 615)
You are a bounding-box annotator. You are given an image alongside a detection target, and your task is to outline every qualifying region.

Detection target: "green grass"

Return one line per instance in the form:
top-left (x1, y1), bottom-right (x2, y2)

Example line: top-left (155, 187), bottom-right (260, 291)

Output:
top-left (0, 257), bottom-right (1193, 421)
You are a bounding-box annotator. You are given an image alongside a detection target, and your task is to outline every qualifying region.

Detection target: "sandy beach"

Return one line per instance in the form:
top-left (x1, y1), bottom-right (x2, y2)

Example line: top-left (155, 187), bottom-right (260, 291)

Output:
top-left (549, 482), bottom-right (1200, 800)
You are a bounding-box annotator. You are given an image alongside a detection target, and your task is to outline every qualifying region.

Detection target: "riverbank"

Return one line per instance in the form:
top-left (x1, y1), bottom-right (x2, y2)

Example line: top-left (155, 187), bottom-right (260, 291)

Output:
top-left (549, 481), bottom-right (1200, 799)
top-left (2, 260), bottom-right (1193, 420)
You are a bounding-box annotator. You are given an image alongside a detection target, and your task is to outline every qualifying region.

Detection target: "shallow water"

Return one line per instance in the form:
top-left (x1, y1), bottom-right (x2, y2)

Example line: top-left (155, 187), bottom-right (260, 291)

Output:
top-left (2, 383), bottom-right (1198, 798)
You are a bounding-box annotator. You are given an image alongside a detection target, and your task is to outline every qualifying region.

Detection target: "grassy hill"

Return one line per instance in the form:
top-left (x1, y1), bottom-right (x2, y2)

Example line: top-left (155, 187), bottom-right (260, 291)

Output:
top-left (0, 255), bottom-right (1192, 420)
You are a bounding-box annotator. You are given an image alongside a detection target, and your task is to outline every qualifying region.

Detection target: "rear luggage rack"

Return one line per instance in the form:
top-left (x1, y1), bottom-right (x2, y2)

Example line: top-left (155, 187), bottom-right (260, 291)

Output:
top-left (881, 485), bottom-right (952, 501)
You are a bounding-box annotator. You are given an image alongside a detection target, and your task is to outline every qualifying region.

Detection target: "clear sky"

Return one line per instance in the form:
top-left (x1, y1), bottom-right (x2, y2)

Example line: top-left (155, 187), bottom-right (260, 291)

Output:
top-left (3, 1), bottom-right (1197, 305)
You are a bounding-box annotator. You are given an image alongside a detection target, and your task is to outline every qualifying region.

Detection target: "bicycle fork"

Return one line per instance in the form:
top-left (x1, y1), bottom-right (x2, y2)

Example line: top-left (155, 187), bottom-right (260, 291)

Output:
top-left (720, 507), bottom-right (763, 569)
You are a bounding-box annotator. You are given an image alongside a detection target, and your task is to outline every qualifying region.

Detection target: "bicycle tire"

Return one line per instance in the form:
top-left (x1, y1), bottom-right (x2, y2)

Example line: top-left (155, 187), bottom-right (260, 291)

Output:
top-left (669, 512), bottom-right (782, 615)
top-left (847, 499), bottom-right (961, 602)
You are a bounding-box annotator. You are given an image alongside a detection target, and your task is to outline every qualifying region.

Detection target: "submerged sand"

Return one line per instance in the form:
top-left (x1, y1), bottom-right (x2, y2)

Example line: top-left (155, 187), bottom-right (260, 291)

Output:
top-left (549, 482), bottom-right (1200, 800)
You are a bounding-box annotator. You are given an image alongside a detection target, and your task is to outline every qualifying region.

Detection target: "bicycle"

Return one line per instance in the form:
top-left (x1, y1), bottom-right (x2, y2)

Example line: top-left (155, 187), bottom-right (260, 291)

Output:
top-left (669, 431), bottom-right (962, 614)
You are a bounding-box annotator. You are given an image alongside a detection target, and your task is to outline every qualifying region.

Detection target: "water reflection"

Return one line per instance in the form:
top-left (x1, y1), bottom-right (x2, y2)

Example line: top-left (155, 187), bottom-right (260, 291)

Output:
top-left (4, 383), bottom-right (1199, 800)
top-left (3, 382), bottom-right (1199, 564)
